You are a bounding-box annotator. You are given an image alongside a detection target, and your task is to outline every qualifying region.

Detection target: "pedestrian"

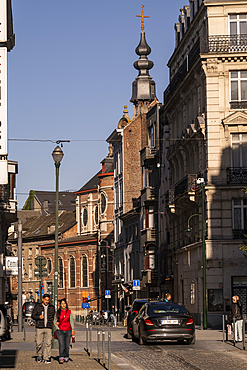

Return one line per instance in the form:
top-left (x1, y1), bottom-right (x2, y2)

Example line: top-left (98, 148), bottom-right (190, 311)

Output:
top-left (54, 298), bottom-right (75, 364)
top-left (110, 310), bottom-right (117, 327)
top-left (165, 293), bottom-right (172, 302)
top-left (230, 295), bottom-right (243, 342)
top-left (31, 293), bottom-right (55, 364)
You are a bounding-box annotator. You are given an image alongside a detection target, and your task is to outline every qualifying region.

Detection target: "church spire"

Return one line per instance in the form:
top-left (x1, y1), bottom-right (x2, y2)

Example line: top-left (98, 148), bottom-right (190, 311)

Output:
top-left (130, 5), bottom-right (156, 114)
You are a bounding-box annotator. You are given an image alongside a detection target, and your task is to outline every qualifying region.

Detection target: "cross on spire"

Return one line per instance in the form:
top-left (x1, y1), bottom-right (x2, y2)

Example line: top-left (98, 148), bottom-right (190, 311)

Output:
top-left (136, 5), bottom-right (149, 31)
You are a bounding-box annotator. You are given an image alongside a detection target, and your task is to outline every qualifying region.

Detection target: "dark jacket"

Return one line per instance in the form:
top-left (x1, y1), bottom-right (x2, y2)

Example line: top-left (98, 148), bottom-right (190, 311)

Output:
top-left (31, 303), bottom-right (55, 329)
top-left (230, 300), bottom-right (242, 321)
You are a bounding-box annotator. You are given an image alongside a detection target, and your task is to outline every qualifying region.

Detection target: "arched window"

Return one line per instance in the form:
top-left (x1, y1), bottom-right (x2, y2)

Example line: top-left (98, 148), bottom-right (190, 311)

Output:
top-left (58, 257), bottom-right (63, 288)
top-left (81, 255), bottom-right (88, 287)
top-left (101, 193), bottom-right (106, 214)
top-left (93, 254), bottom-right (99, 287)
top-left (47, 259), bottom-right (52, 275)
top-left (83, 207), bottom-right (88, 226)
top-left (69, 256), bottom-right (75, 288)
top-left (95, 204), bottom-right (99, 226)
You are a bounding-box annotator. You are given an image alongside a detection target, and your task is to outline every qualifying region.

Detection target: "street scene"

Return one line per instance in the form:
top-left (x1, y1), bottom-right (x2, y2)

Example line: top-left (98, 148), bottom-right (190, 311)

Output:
top-left (1, 0), bottom-right (247, 368)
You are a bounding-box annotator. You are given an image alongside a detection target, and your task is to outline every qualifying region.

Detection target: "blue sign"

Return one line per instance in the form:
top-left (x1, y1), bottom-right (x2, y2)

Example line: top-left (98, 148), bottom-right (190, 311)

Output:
top-left (133, 280), bottom-right (140, 290)
top-left (82, 302), bottom-right (91, 309)
top-left (38, 289), bottom-right (44, 296)
top-left (105, 290), bottom-right (111, 298)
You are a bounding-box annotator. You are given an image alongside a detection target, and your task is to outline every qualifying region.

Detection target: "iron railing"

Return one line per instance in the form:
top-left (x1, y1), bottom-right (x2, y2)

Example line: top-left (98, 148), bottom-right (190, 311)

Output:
top-left (0, 184), bottom-right (10, 203)
top-left (165, 189), bottom-right (175, 205)
top-left (227, 167), bottom-right (247, 184)
top-left (233, 229), bottom-right (247, 239)
top-left (230, 101), bottom-right (247, 110)
top-left (174, 174), bottom-right (197, 198)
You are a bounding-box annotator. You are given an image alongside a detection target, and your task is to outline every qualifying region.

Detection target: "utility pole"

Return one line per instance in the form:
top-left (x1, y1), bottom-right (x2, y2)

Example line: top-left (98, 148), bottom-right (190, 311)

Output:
top-left (18, 220), bottom-right (22, 332)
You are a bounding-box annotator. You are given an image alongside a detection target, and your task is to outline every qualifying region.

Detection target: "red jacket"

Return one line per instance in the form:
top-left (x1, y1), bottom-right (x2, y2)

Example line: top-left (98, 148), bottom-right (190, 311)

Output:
top-left (58, 309), bottom-right (71, 331)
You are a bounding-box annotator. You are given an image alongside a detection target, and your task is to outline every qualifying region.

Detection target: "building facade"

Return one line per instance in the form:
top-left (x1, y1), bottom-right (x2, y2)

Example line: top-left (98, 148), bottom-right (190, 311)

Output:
top-left (163, 0), bottom-right (247, 325)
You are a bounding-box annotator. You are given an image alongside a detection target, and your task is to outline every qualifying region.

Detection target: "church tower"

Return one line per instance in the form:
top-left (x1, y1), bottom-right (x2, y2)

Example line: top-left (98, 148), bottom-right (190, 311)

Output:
top-left (130, 5), bottom-right (156, 115)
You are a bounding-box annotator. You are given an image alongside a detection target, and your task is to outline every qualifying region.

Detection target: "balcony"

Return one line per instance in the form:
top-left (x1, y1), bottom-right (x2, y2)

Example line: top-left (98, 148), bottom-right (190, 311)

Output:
top-left (227, 168), bottom-right (247, 184)
top-left (141, 227), bottom-right (157, 246)
top-left (174, 174), bottom-right (197, 199)
top-left (140, 146), bottom-right (158, 166)
top-left (230, 101), bottom-right (247, 110)
top-left (165, 189), bottom-right (174, 206)
top-left (141, 187), bottom-right (157, 206)
top-left (233, 229), bottom-right (247, 239)
top-left (164, 35), bottom-right (247, 106)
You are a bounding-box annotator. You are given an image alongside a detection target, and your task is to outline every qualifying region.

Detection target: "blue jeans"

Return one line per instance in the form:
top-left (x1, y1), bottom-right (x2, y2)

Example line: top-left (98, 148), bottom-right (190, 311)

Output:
top-left (56, 329), bottom-right (71, 360)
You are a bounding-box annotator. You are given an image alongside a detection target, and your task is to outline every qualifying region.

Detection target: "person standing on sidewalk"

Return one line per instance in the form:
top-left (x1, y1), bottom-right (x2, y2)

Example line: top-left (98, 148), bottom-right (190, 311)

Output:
top-left (230, 295), bottom-right (243, 342)
top-left (54, 298), bottom-right (75, 364)
top-left (31, 294), bottom-right (55, 364)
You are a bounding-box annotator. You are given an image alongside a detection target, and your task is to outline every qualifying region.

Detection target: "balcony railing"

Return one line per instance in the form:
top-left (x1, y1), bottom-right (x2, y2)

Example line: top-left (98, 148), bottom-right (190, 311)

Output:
top-left (201, 34), bottom-right (247, 54)
top-left (140, 146), bottom-right (158, 166)
top-left (141, 227), bottom-right (157, 246)
top-left (0, 184), bottom-right (10, 203)
top-left (174, 174), bottom-right (197, 199)
top-left (164, 34), bottom-right (247, 105)
top-left (141, 187), bottom-right (157, 205)
top-left (233, 229), bottom-right (247, 239)
top-left (230, 101), bottom-right (247, 110)
top-left (227, 167), bottom-right (247, 184)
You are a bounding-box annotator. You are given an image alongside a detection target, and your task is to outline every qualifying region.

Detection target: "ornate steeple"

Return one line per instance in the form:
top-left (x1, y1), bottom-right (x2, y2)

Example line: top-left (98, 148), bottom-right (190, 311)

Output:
top-left (130, 5), bottom-right (156, 114)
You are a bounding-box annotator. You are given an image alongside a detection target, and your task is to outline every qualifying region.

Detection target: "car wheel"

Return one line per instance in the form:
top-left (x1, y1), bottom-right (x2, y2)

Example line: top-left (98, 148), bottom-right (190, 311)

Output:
top-left (187, 337), bottom-right (195, 345)
top-left (127, 331), bottom-right (132, 339)
top-left (139, 332), bottom-right (147, 345)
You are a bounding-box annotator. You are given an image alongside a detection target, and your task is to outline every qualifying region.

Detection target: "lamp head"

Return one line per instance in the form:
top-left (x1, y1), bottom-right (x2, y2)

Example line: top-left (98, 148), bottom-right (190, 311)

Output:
top-left (52, 146), bottom-right (64, 164)
top-left (185, 226), bottom-right (192, 237)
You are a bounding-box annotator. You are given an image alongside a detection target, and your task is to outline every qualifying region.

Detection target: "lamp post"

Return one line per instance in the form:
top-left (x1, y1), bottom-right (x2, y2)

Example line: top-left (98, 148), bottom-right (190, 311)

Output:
top-left (52, 145), bottom-right (64, 311)
top-left (185, 178), bottom-right (207, 330)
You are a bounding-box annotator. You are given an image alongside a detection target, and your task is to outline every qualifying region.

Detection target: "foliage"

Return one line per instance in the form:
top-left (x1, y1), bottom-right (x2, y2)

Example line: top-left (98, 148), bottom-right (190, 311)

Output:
top-left (22, 190), bottom-right (36, 210)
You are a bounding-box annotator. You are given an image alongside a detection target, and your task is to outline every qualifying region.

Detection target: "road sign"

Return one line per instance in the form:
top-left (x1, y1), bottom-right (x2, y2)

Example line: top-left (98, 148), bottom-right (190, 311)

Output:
top-left (35, 256), bottom-right (47, 267)
top-left (38, 288), bottom-right (44, 297)
top-left (133, 280), bottom-right (140, 290)
top-left (105, 290), bottom-right (111, 298)
top-left (34, 268), bottom-right (48, 278)
top-left (5, 257), bottom-right (18, 275)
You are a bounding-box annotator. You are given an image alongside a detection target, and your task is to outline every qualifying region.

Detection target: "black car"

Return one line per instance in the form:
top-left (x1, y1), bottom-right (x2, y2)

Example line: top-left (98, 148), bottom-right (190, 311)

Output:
top-left (131, 301), bottom-right (195, 345)
top-left (127, 299), bottom-right (149, 339)
top-left (23, 301), bottom-right (37, 322)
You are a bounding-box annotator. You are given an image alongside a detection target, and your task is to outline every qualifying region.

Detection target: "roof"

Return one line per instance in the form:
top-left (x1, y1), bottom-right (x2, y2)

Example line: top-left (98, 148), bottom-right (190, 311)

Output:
top-left (23, 190), bottom-right (76, 213)
top-left (9, 211), bottom-right (77, 242)
top-left (40, 233), bottom-right (98, 248)
top-left (75, 170), bottom-right (101, 193)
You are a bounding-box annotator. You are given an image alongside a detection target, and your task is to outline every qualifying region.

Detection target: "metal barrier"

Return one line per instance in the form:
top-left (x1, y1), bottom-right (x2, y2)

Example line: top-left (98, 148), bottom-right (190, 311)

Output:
top-left (85, 324), bottom-right (111, 369)
top-left (222, 314), bottom-right (246, 350)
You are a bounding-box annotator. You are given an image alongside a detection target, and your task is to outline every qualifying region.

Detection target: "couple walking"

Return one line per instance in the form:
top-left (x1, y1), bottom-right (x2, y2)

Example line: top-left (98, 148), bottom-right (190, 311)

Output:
top-left (31, 294), bottom-right (75, 364)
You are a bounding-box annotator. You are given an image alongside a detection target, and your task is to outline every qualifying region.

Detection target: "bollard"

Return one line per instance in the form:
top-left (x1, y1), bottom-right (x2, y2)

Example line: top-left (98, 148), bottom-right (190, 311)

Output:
top-left (98, 331), bottom-right (100, 363)
top-left (102, 331), bottom-right (105, 368)
top-left (233, 317), bottom-right (236, 346)
top-left (200, 312), bottom-right (203, 330)
top-left (226, 315), bottom-right (228, 342)
top-left (22, 317), bottom-right (26, 341)
top-left (223, 314), bottom-right (225, 342)
top-left (108, 332), bottom-right (111, 370)
top-left (243, 318), bottom-right (245, 350)
top-left (89, 325), bottom-right (92, 357)
top-left (86, 323), bottom-right (88, 353)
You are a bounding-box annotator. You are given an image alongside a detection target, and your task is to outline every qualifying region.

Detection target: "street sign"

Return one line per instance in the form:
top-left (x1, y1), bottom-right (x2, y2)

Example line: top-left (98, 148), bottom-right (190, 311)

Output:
top-left (133, 280), bottom-right (140, 291)
top-left (105, 290), bottom-right (111, 298)
top-left (35, 256), bottom-right (47, 267)
top-left (38, 289), bottom-right (44, 297)
top-left (5, 256), bottom-right (18, 275)
top-left (34, 268), bottom-right (48, 278)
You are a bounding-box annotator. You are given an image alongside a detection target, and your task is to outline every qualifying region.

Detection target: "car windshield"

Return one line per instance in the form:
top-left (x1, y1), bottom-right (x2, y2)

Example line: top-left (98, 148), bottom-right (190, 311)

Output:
top-left (147, 304), bottom-right (187, 315)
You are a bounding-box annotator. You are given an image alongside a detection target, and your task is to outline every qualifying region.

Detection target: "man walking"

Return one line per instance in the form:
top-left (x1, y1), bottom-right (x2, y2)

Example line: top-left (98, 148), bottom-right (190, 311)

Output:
top-left (31, 294), bottom-right (55, 364)
top-left (230, 295), bottom-right (243, 342)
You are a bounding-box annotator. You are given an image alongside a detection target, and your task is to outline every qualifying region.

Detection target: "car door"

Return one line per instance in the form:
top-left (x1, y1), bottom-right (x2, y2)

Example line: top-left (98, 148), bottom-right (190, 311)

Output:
top-left (135, 306), bottom-right (145, 337)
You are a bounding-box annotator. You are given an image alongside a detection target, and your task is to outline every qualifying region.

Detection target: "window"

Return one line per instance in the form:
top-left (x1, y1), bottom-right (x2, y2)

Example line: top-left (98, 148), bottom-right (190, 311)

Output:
top-left (58, 257), bottom-right (63, 288)
top-left (93, 254), bottom-right (98, 287)
top-left (28, 248), bottom-right (32, 258)
top-left (47, 259), bottom-right (52, 275)
top-left (230, 71), bottom-right (247, 108)
top-left (191, 282), bottom-right (195, 304)
top-left (233, 199), bottom-right (247, 238)
top-left (69, 256), bottom-right (75, 288)
top-left (35, 248), bottom-right (39, 256)
top-left (29, 264), bottom-right (32, 279)
top-left (101, 193), bottom-right (106, 214)
top-left (208, 289), bottom-right (223, 312)
top-left (83, 207), bottom-right (88, 226)
top-left (231, 134), bottom-right (247, 167)
top-left (95, 205), bottom-right (99, 225)
top-left (148, 125), bottom-right (154, 148)
top-left (229, 14), bottom-right (247, 35)
top-left (81, 255), bottom-right (88, 287)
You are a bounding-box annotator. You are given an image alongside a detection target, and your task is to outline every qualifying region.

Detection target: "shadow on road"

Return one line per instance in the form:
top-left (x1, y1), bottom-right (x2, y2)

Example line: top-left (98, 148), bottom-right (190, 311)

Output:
top-left (0, 350), bottom-right (17, 368)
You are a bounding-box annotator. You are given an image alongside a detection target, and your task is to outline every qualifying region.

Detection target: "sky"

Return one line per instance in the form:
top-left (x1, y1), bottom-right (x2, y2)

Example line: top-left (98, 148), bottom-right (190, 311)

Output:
top-left (7, 0), bottom-right (188, 209)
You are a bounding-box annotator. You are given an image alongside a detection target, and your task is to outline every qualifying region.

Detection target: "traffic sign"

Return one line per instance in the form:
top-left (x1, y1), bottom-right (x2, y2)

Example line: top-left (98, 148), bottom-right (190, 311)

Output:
top-left (35, 256), bottom-right (47, 267)
top-left (105, 290), bottom-right (111, 298)
top-left (34, 268), bottom-right (48, 277)
top-left (133, 280), bottom-right (140, 290)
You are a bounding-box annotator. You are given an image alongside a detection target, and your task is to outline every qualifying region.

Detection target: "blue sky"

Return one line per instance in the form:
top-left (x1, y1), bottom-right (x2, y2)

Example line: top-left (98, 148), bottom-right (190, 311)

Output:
top-left (7, 0), bottom-right (187, 209)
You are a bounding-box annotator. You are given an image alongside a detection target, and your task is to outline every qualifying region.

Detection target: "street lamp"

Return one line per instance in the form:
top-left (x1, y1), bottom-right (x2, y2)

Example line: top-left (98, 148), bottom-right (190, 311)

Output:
top-left (52, 145), bottom-right (64, 311)
top-left (185, 178), bottom-right (207, 330)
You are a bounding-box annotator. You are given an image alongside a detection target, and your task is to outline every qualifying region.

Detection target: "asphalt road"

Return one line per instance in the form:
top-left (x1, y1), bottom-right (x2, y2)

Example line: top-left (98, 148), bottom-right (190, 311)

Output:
top-left (1, 323), bottom-right (247, 370)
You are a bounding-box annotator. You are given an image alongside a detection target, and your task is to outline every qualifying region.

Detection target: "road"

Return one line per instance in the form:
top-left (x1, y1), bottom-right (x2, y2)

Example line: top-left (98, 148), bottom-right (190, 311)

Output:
top-left (1, 323), bottom-right (247, 369)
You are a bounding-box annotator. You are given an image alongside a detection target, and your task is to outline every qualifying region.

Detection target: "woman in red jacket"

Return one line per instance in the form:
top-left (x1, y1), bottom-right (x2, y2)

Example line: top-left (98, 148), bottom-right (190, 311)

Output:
top-left (54, 298), bottom-right (75, 364)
